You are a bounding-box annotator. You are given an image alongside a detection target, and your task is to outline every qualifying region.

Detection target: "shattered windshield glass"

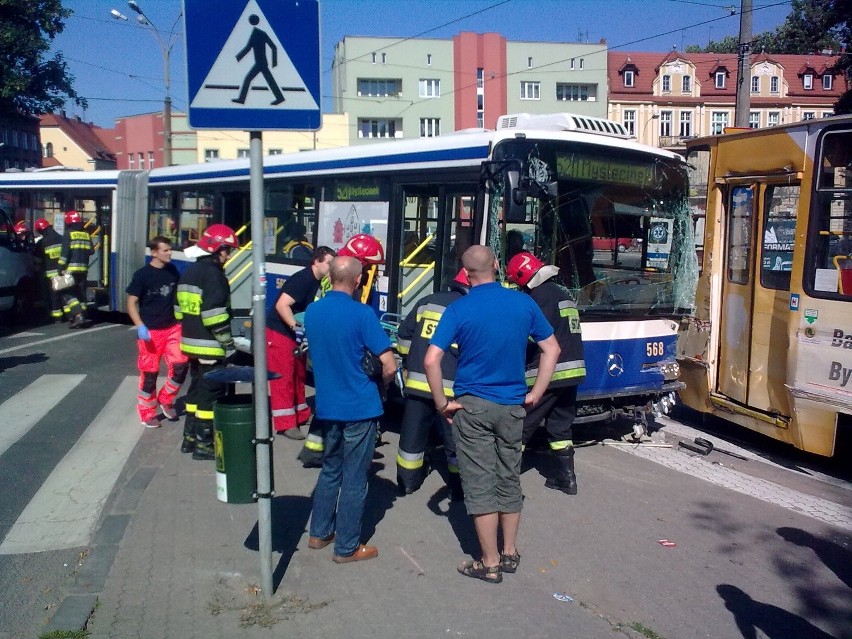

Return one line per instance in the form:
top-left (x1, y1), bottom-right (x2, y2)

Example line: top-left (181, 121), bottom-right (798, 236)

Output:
top-left (491, 138), bottom-right (697, 316)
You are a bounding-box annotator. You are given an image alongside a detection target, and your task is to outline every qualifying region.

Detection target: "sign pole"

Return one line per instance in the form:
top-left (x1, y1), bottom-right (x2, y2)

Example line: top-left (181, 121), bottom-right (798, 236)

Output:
top-left (249, 130), bottom-right (273, 598)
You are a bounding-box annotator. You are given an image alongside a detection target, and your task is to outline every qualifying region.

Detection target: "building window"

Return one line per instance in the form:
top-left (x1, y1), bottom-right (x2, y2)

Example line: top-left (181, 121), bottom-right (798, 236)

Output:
top-left (748, 112), bottom-right (760, 129)
top-left (662, 75), bottom-right (671, 92)
top-left (420, 118), bottom-right (440, 137)
top-left (204, 149), bottom-right (219, 161)
top-left (803, 74), bottom-right (813, 90)
top-left (579, 58), bottom-right (584, 70)
top-left (624, 70), bottom-right (634, 87)
top-left (520, 81), bottom-right (540, 100)
top-left (823, 74), bottom-right (833, 90)
top-left (381, 52), bottom-right (387, 64)
top-left (11, 130), bottom-right (18, 147)
top-left (528, 57), bottom-right (533, 68)
top-left (477, 67), bottom-right (484, 88)
top-left (570, 58), bottom-right (575, 70)
top-left (751, 76), bottom-right (759, 93)
top-left (803, 111), bottom-right (816, 120)
top-left (419, 79), bottom-right (440, 98)
top-left (768, 112), bottom-right (780, 126)
top-left (269, 149), bottom-right (282, 155)
top-left (556, 83), bottom-right (593, 101)
top-left (679, 111), bottom-right (692, 138)
top-left (237, 149), bottom-right (250, 158)
top-left (715, 71), bottom-right (726, 89)
top-left (477, 113), bottom-right (484, 128)
top-left (128, 154), bottom-right (135, 169)
top-left (138, 152), bottom-right (144, 167)
top-left (821, 111), bottom-right (834, 118)
top-left (148, 151), bottom-right (155, 168)
top-left (659, 111), bottom-right (672, 137)
top-left (682, 75), bottom-right (692, 92)
top-left (357, 78), bottom-right (401, 97)
top-left (711, 111), bottom-right (729, 135)
top-left (623, 110), bottom-right (636, 136)
top-left (371, 52), bottom-right (376, 64)
top-left (44, 142), bottom-right (53, 158)
top-left (769, 76), bottom-right (779, 93)
top-left (427, 53), bottom-right (432, 66)
top-left (358, 118), bottom-right (399, 139)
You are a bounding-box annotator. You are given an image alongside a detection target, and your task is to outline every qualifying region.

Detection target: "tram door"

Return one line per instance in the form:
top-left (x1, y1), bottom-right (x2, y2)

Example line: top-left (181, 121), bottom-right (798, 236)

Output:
top-left (717, 182), bottom-right (796, 416)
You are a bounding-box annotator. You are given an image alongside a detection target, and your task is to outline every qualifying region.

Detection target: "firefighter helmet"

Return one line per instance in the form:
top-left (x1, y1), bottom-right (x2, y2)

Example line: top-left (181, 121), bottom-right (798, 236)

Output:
top-left (13, 220), bottom-right (28, 237)
top-left (506, 251), bottom-right (545, 287)
top-left (338, 233), bottom-right (384, 265)
top-left (34, 218), bottom-right (51, 232)
top-left (453, 268), bottom-right (469, 286)
top-left (64, 210), bottom-right (83, 225)
top-left (196, 224), bottom-right (239, 254)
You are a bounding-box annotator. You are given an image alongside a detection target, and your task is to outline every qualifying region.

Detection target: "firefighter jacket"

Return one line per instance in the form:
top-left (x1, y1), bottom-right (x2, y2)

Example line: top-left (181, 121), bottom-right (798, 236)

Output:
top-left (395, 283), bottom-right (467, 399)
top-left (525, 278), bottom-right (586, 388)
top-left (60, 224), bottom-right (93, 274)
top-left (39, 227), bottom-right (64, 278)
top-left (175, 255), bottom-right (234, 359)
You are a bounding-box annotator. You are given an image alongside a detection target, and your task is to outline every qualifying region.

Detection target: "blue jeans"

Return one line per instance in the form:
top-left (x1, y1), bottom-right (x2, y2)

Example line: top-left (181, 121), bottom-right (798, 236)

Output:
top-left (309, 418), bottom-right (377, 556)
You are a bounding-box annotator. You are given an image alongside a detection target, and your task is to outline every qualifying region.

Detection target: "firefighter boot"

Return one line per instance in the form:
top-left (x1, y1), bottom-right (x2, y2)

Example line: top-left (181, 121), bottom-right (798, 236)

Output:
top-left (180, 415), bottom-right (196, 453)
top-left (192, 424), bottom-right (215, 461)
top-left (544, 448), bottom-right (577, 495)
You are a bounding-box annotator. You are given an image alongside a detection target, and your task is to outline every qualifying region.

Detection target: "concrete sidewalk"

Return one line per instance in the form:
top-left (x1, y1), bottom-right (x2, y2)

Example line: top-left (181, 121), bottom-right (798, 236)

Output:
top-left (70, 417), bottom-right (635, 639)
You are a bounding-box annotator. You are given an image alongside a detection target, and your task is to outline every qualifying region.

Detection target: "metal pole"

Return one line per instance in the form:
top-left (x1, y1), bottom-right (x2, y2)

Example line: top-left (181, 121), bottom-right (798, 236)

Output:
top-left (249, 131), bottom-right (273, 598)
top-left (734, 0), bottom-right (753, 128)
top-left (162, 47), bottom-right (172, 166)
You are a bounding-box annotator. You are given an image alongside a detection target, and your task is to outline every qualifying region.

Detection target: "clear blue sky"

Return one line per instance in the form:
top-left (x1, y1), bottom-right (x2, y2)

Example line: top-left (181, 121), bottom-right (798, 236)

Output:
top-left (54, 0), bottom-right (793, 128)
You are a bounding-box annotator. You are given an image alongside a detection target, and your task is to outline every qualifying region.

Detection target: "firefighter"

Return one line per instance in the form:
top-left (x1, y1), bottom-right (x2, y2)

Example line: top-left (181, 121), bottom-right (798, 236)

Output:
top-left (58, 210), bottom-right (94, 329)
top-left (506, 252), bottom-right (586, 495)
top-left (34, 218), bottom-right (65, 322)
top-left (175, 224), bottom-right (239, 461)
top-left (13, 220), bottom-right (34, 249)
top-left (394, 269), bottom-right (469, 500)
top-left (297, 233), bottom-right (385, 468)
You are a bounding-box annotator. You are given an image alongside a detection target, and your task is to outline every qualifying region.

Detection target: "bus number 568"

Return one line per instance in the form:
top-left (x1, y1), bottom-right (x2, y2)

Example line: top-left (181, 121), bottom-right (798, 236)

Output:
top-left (646, 341), bottom-right (664, 357)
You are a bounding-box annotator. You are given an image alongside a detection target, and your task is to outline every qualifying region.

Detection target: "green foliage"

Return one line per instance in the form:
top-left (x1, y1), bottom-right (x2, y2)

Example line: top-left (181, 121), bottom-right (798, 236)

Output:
top-left (39, 631), bottom-right (89, 639)
top-left (0, 0), bottom-right (86, 116)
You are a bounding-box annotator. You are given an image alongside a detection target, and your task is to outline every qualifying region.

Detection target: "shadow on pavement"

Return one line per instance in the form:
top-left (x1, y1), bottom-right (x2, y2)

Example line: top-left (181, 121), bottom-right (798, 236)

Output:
top-left (716, 584), bottom-right (836, 639)
top-left (243, 494), bottom-right (312, 590)
top-left (426, 486), bottom-right (478, 557)
top-left (0, 351), bottom-right (48, 372)
top-left (777, 527), bottom-right (852, 590)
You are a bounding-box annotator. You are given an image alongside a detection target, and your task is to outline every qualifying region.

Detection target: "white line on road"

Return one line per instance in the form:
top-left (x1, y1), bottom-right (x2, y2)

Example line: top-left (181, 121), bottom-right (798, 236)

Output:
top-left (0, 376), bottom-right (144, 555)
top-left (0, 324), bottom-right (121, 356)
top-left (7, 332), bottom-right (45, 339)
top-left (0, 375), bottom-right (85, 457)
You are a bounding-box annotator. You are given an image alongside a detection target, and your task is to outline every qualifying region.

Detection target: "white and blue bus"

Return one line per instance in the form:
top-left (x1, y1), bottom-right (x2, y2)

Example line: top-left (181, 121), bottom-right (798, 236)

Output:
top-left (0, 112), bottom-right (695, 428)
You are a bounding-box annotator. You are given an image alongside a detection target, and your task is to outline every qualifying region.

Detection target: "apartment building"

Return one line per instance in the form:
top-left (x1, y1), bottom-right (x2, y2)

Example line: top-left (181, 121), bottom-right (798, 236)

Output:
top-left (332, 33), bottom-right (607, 145)
top-left (0, 113), bottom-right (40, 171)
top-left (38, 112), bottom-right (116, 171)
top-left (607, 50), bottom-right (844, 149)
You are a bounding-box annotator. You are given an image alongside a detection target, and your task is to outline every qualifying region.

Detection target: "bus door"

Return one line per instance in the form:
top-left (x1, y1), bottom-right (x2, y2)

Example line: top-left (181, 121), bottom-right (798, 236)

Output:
top-left (717, 181), bottom-right (797, 416)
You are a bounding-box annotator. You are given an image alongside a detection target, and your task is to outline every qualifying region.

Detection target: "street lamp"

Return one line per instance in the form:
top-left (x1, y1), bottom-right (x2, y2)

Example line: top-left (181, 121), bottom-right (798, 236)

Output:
top-left (111, 2), bottom-right (181, 166)
top-left (642, 113), bottom-right (660, 145)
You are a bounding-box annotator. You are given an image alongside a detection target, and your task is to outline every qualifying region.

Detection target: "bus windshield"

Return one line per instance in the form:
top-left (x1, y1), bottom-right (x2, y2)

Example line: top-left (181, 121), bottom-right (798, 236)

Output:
top-left (492, 138), bottom-right (696, 316)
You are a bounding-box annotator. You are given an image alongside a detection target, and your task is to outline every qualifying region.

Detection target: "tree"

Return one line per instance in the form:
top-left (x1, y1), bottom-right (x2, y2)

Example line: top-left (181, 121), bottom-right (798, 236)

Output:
top-left (0, 0), bottom-right (86, 116)
top-left (772, 0), bottom-right (843, 54)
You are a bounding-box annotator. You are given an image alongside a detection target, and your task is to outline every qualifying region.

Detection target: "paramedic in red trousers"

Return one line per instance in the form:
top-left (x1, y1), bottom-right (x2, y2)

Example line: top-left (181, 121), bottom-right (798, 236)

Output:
top-left (34, 218), bottom-right (65, 322)
top-left (506, 252), bottom-right (586, 495)
top-left (425, 245), bottom-right (559, 584)
top-left (58, 210), bottom-right (93, 328)
top-left (175, 224), bottom-right (239, 460)
top-left (394, 269), bottom-right (469, 500)
top-left (266, 246), bottom-right (335, 440)
top-left (297, 233), bottom-right (385, 468)
top-left (126, 236), bottom-right (189, 428)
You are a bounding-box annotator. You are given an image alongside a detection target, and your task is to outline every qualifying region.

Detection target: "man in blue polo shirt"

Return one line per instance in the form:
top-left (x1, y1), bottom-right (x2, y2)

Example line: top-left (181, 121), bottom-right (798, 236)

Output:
top-left (425, 245), bottom-right (560, 584)
top-left (303, 256), bottom-right (396, 564)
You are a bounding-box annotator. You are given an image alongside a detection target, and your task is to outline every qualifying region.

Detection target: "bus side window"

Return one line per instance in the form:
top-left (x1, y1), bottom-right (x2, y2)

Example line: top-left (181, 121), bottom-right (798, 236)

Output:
top-left (760, 185), bottom-right (798, 291)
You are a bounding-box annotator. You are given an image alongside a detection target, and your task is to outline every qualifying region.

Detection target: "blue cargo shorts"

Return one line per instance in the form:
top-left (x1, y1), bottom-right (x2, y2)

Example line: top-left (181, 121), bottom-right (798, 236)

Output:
top-left (451, 394), bottom-right (526, 515)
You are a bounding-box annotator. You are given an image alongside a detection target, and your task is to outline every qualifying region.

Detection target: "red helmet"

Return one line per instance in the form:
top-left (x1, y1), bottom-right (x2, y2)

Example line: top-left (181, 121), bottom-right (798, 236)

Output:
top-left (506, 251), bottom-right (545, 287)
top-left (64, 210), bottom-right (82, 225)
top-left (338, 233), bottom-right (384, 265)
top-left (196, 223), bottom-right (238, 253)
top-left (35, 218), bottom-right (51, 232)
top-left (13, 220), bottom-right (28, 236)
top-left (453, 268), bottom-right (469, 286)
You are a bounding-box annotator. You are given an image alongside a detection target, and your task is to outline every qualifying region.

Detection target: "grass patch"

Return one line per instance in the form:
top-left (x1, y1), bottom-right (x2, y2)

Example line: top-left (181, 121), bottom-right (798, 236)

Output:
top-left (39, 631), bottom-right (89, 639)
top-left (624, 621), bottom-right (666, 639)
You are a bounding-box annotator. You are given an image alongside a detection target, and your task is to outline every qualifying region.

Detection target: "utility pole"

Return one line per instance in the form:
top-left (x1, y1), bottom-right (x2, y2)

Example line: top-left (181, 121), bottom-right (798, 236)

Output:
top-left (735, 0), bottom-right (753, 128)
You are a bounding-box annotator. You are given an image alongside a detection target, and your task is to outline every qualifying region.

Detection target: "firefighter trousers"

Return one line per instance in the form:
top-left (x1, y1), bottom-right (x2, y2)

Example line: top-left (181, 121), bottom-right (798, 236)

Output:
top-left (183, 358), bottom-right (227, 451)
top-left (266, 327), bottom-right (311, 432)
top-left (522, 386), bottom-right (578, 452)
top-left (136, 324), bottom-right (189, 422)
top-left (397, 395), bottom-right (459, 495)
top-left (62, 272), bottom-right (88, 320)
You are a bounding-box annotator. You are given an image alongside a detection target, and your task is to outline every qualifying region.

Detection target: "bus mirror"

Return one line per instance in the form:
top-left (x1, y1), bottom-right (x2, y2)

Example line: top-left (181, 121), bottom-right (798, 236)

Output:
top-left (541, 181), bottom-right (558, 199)
top-left (505, 170), bottom-right (527, 222)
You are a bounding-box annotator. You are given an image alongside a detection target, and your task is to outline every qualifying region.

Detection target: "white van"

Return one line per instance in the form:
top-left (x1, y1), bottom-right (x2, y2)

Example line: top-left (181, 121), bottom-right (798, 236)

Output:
top-left (0, 208), bottom-right (38, 324)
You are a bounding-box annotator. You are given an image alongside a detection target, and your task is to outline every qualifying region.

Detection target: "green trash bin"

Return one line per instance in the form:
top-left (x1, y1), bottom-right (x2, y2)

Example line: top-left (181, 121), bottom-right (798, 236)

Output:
top-left (214, 395), bottom-right (257, 504)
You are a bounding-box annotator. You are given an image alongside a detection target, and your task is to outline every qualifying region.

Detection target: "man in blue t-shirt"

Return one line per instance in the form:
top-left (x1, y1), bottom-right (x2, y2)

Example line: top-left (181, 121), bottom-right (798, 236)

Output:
top-left (303, 256), bottom-right (396, 564)
top-left (425, 245), bottom-right (560, 584)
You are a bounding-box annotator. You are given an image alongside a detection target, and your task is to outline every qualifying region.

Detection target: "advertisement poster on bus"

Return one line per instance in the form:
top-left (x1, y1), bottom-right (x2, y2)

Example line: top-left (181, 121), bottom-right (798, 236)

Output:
top-left (317, 201), bottom-right (389, 253)
top-left (646, 218), bottom-right (673, 269)
top-left (762, 219), bottom-right (795, 272)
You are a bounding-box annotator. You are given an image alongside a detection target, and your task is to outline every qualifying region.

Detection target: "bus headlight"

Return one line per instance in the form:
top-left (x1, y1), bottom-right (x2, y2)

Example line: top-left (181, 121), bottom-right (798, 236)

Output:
top-left (644, 360), bottom-right (680, 380)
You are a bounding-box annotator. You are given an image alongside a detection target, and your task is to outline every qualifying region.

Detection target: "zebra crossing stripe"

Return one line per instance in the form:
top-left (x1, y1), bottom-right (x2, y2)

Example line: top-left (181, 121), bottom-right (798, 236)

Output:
top-left (0, 375), bottom-right (85, 458)
top-left (0, 376), bottom-right (144, 555)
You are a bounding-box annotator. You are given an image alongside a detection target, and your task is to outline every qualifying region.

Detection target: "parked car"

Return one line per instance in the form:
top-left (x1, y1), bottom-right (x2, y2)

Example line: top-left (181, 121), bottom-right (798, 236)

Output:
top-left (592, 236), bottom-right (635, 252)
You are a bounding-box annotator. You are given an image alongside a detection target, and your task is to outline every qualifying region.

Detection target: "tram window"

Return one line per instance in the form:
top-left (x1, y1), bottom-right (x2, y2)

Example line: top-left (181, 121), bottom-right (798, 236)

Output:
top-left (760, 185), bottom-right (798, 290)
top-left (150, 189), bottom-right (178, 244)
top-left (727, 186), bottom-right (754, 284)
top-left (809, 129), bottom-right (852, 297)
top-left (178, 191), bottom-right (215, 249)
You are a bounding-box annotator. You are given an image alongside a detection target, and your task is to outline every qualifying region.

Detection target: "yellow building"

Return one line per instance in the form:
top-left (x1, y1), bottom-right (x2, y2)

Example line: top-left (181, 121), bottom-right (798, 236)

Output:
top-left (39, 112), bottom-right (117, 171)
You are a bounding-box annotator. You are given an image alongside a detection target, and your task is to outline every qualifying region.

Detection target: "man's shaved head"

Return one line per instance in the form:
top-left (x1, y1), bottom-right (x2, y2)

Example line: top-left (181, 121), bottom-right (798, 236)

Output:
top-left (461, 245), bottom-right (497, 285)
top-left (329, 255), bottom-right (362, 290)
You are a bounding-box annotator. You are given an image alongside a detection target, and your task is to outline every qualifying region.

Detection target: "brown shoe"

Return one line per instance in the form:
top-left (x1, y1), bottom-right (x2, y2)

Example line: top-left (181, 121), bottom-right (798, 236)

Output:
top-left (307, 533), bottom-right (335, 549)
top-left (332, 544), bottom-right (378, 564)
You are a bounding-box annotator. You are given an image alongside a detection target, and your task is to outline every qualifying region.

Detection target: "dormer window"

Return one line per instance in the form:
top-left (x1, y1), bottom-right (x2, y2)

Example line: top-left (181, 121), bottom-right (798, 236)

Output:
top-left (662, 75), bottom-right (671, 92)
top-left (823, 74), bottom-right (832, 90)
top-left (770, 76), bottom-right (779, 93)
top-left (682, 75), bottom-right (691, 92)
top-left (715, 71), bottom-right (726, 89)
top-left (624, 70), bottom-right (635, 87)
top-left (751, 76), bottom-right (759, 93)
top-left (804, 74), bottom-right (813, 90)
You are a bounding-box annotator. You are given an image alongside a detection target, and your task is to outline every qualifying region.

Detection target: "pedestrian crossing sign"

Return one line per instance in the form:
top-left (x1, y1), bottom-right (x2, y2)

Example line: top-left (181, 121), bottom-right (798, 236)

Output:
top-left (184, 0), bottom-right (321, 131)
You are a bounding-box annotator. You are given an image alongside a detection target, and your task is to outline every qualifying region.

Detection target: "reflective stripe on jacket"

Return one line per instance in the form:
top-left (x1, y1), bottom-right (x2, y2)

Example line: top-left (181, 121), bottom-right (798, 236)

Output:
top-left (176, 256), bottom-right (233, 359)
top-left (40, 227), bottom-right (64, 278)
top-left (60, 227), bottom-right (93, 273)
top-left (525, 279), bottom-right (586, 388)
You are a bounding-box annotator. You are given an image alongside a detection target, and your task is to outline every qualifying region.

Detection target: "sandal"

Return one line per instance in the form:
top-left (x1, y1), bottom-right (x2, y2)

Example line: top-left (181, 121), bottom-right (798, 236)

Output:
top-left (457, 559), bottom-right (502, 584)
top-left (500, 551), bottom-right (521, 574)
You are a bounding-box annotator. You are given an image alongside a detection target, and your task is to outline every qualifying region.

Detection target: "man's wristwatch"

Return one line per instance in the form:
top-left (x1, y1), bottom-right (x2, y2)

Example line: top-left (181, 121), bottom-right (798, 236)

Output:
top-left (437, 401), bottom-right (449, 412)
